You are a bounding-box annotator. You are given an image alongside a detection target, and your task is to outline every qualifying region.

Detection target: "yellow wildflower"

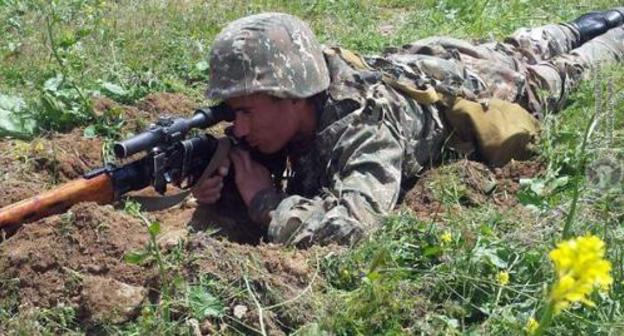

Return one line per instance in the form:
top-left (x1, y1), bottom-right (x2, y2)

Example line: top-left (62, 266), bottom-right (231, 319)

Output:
top-left (440, 231), bottom-right (452, 245)
top-left (31, 140), bottom-right (46, 155)
top-left (11, 140), bottom-right (30, 159)
top-left (496, 271), bottom-right (510, 286)
top-left (524, 317), bottom-right (539, 334)
top-left (548, 235), bottom-right (613, 314)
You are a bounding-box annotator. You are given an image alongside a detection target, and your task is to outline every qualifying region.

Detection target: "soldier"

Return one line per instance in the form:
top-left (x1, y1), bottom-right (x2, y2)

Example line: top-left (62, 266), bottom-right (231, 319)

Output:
top-left (192, 10), bottom-right (624, 247)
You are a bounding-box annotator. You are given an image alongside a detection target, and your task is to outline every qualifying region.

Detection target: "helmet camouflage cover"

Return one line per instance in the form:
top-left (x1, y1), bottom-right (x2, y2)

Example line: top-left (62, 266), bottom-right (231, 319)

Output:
top-left (206, 12), bottom-right (330, 101)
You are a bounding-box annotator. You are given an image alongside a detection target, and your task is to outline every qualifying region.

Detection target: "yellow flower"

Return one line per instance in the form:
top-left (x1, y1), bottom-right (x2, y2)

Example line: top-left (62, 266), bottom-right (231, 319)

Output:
top-left (31, 140), bottom-right (46, 155)
top-left (496, 271), bottom-right (510, 286)
top-left (525, 317), bottom-right (539, 334)
top-left (440, 231), bottom-right (452, 245)
top-left (11, 140), bottom-right (31, 158)
top-left (548, 235), bottom-right (613, 314)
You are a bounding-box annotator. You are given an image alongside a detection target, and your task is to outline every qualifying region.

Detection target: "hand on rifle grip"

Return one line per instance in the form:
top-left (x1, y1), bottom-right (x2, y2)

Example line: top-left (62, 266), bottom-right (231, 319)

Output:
top-left (191, 158), bottom-right (230, 205)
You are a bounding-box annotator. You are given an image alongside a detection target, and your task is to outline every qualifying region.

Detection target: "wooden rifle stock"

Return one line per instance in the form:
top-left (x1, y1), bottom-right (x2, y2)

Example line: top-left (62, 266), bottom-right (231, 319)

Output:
top-left (0, 173), bottom-right (115, 229)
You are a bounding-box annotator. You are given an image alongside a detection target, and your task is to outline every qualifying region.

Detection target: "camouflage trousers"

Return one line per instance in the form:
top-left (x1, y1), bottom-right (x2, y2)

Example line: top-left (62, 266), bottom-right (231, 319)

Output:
top-left (467, 23), bottom-right (624, 117)
top-left (408, 24), bottom-right (624, 118)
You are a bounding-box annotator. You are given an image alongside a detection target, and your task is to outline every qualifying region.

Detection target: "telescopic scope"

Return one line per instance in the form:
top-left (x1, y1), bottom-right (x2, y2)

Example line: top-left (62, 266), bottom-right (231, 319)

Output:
top-left (113, 104), bottom-right (233, 159)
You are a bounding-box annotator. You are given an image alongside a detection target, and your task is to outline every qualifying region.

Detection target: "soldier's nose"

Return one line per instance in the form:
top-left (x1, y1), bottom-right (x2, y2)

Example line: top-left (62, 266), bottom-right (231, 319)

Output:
top-left (233, 111), bottom-right (251, 138)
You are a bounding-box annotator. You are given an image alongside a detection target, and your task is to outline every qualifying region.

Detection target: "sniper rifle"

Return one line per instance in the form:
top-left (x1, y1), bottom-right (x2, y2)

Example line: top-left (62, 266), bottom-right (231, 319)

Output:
top-left (0, 104), bottom-right (235, 231)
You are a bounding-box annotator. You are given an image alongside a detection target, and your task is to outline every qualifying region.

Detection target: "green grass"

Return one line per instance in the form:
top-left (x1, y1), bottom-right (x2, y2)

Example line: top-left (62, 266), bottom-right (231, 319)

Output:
top-left (1, 0), bottom-right (624, 335)
top-left (0, 0), bottom-right (617, 135)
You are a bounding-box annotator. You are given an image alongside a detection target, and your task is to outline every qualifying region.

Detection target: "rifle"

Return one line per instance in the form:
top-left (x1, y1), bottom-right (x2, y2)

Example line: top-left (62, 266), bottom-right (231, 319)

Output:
top-left (0, 104), bottom-right (235, 231)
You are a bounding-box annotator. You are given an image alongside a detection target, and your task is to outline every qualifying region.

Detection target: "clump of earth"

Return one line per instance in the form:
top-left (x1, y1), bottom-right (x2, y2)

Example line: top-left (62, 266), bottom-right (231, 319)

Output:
top-left (403, 159), bottom-right (544, 218)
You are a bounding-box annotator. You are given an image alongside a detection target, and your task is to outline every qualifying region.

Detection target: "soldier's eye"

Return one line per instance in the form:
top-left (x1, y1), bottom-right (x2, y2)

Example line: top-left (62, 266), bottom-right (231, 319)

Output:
top-left (234, 108), bottom-right (252, 115)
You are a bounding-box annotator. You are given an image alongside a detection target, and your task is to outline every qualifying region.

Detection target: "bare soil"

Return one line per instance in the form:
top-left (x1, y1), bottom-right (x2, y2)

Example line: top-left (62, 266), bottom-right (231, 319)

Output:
top-left (135, 92), bottom-right (198, 117)
top-left (92, 92), bottom-right (199, 134)
top-left (0, 129), bottom-right (103, 208)
top-left (403, 159), bottom-right (545, 217)
top-left (0, 204), bottom-right (149, 308)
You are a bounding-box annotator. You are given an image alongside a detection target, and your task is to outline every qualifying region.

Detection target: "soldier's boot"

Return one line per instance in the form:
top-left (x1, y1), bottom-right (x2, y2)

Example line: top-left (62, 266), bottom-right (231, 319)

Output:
top-left (569, 8), bottom-right (624, 46)
top-left (571, 25), bottom-right (624, 67)
top-left (525, 26), bottom-right (624, 115)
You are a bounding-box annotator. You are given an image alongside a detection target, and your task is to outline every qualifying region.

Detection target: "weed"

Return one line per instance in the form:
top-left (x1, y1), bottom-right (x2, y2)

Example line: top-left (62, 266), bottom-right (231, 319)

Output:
top-left (121, 201), bottom-right (226, 334)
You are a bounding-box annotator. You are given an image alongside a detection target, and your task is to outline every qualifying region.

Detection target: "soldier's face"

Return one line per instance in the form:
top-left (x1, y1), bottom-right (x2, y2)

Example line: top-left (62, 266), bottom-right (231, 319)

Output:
top-left (227, 94), bottom-right (302, 154)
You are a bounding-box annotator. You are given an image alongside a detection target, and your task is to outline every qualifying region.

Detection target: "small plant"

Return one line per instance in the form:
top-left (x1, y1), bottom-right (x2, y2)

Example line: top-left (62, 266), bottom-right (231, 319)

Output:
top-left (185, 277), bottom-right (224, 321)
top-left (124, 202), bottom-right (174, 327)
top-left (530, 235), bottom-right (613, 335)
top-left (122, 201), bottom-right (225, 333)
top-left (0, 93), bottom-right (34, 138)
top-left (35, 73), bottom-right (94, 133)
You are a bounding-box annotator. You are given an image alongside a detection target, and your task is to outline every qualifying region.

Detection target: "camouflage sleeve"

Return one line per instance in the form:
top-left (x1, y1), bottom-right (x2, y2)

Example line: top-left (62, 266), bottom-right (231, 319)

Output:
top-left (258, 114), bottom-right (404, 248)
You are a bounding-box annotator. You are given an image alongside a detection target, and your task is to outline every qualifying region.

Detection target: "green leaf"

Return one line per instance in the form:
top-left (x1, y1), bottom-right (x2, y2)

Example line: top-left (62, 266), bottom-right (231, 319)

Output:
top-left (528, 179), bottom-right (546, 196)
top-left (549, 176), bottom-right (569, 191)
top-left (368, 248), bottom-right (389, 274)
top-left (148, 221), bottom-right (161, 236)
top-left (517, 188), bottom-right (543, 207)
top-left (474, 246), bottom-right (508, 268)
top-left (101, 82), bottom-right (127, 97)
top-left (366, 271), bottom-right (381, 282)
top-left (423, 245), bottom-right (443, 257)
top-left (123, 199), bottom-right (143, 217)
top-left (83, 125), bottom-right (97, 138)
top-left (0, 94), bottom-right (34, 137)
top-left (195, 60), bottom-right (209, 72)
top-left (479, 224), bottom-right (494, 236)
top-left (58, 30), bottom-right (77, 48)
top-left (124, 251), bottom-right (148, 264)
top-left (44, 74), bottom-right (64, 92)
top-left (187, 285), bottom-right (224, 319)
top-left (485, 251), bottom-right (507, 268)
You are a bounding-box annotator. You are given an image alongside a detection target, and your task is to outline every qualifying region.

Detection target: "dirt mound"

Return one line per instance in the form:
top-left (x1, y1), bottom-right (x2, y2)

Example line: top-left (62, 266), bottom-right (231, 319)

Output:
top-left (92, 93), bottom-right (197, 135)
top-left (187, 234), bottom-right (338, 334)
top-left (403, 159), bottom-right (545, 217)
top-left (136, 92), bottom-right (197, 117)
top-left (0, 129), bottom-right (103, 181)
top-left (493, 159), bottom-right (545, 200)
top-left (0, 130), bottom-right (104, 208)
top-left (0, 139), bottom-right (54, 208)
top-left (0, 203), bottom-right (150, 314)
top-left (35, 129), bottom-right (104, 180)
top-left (0, 202), bottom-right (337, 332)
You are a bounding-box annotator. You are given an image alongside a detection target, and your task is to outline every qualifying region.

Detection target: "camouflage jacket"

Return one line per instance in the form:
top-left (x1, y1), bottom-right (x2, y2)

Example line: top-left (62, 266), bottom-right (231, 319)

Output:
top-left (248, 46), bottom-right (463, 247)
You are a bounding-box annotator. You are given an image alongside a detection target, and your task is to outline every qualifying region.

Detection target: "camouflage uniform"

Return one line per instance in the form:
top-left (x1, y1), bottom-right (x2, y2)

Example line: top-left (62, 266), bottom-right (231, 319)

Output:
top-left (207, 13), bottom-right (624, 247)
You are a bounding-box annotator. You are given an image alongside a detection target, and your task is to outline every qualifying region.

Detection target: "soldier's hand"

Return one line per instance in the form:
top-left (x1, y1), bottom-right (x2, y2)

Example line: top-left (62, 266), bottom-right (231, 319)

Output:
top-left (191, 159), bottom-right (230, 205)
top-left (229, 148), bottom-right (273, 207)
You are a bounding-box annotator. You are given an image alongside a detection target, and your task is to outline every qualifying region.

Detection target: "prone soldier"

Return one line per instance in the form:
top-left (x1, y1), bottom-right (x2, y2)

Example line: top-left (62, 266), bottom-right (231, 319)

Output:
top-left (192, 9), bottom-right (624, 247)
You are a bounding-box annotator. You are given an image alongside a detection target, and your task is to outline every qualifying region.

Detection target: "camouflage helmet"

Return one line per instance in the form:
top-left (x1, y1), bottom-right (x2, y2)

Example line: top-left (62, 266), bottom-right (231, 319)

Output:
top-left (206, 12), bottom-right (330, 101)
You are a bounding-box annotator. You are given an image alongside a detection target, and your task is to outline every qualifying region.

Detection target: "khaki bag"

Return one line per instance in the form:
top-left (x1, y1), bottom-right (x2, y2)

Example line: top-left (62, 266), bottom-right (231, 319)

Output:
top-left (329, 47), bottom-right (540, 167)
top-left (444, 97), bottom-right (539, 167)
